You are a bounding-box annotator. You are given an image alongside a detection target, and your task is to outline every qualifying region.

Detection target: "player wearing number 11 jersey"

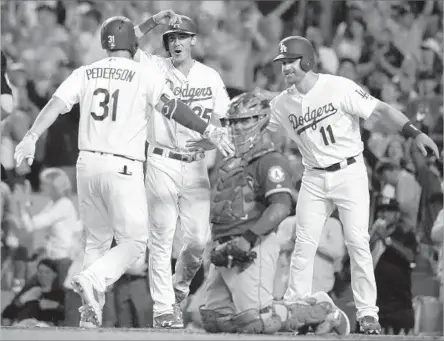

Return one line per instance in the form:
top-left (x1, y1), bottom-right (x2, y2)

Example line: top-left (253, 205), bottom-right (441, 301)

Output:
top-left (269, 36), bottom-right (439, 335)
top-left (14, 16), bottom-right (233, 328)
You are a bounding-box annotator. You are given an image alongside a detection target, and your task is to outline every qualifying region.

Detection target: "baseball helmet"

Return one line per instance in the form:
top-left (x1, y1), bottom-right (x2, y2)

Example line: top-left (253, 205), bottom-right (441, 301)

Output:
top-left (273, 36), bottom-right (315, 72)
top-left (162, 16), bottom-right (196, 52)
top-left (100, 16), bottom-right (138, 57)
top-left (223, 92), bottom-right (271, 156)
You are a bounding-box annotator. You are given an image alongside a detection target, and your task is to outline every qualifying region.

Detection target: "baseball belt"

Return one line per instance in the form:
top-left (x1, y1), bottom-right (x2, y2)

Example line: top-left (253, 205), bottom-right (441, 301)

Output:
top-left (312, 156), bottom-right (356, 172)
top-left (147, 143), bottom-right (204, 163)
top-left (84, 150), bottom-right (137, 162)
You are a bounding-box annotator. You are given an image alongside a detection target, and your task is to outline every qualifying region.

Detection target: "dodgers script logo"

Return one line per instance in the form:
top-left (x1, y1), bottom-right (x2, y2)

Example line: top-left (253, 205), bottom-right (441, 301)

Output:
top-left (166, 79), bottom-right (213, 105)
top-left (288, 103), bottom-right (338, 134)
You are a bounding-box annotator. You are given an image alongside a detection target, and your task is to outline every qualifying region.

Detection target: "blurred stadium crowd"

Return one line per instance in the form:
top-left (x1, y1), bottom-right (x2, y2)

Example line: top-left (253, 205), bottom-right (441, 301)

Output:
top-left (1, 0), bottom-right (443, 334)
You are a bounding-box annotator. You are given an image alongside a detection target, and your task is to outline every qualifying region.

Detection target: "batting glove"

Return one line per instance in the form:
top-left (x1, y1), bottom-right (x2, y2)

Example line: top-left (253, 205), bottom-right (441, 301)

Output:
top-left (14, 131), bottom-right (38, 167)
top-left (203, 124), bottom-right (234, 157)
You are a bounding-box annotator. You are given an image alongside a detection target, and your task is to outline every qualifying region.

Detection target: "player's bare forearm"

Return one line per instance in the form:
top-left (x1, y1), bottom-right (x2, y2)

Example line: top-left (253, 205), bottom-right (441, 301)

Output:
top-left (371, 101), bottom-right (410, 132)
top-left (28, 97), bottom-right (68, 138)
top-left (246, 192), bottom-right (293, 239)
top-left (134, 17), bottom-right (158, 39)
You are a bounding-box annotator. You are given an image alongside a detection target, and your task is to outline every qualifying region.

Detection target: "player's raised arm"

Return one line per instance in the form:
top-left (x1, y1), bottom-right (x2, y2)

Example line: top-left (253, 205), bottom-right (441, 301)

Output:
top-left (341, 79), bottom-right (439, 158)
top-left (154, 92), bottom-right (234, 157)
top-left (134, 10), bottom-right (181, 40)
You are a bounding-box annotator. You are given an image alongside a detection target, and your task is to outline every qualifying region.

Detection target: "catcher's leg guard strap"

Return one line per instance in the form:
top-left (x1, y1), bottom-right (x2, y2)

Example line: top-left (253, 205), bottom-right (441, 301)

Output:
top-left (232, 307), bottom-right (282, 334)
top-left (199, 306), bottom-right (236, 333)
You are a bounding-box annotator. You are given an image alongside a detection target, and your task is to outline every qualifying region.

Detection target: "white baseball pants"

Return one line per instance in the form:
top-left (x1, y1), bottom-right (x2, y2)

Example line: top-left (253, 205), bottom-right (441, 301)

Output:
top-left (284, 154), bottom-right (379, 320)
top-left (145, 153), bottom-right (211, 317)
top-left (76, 151), bottom-right (148, 293)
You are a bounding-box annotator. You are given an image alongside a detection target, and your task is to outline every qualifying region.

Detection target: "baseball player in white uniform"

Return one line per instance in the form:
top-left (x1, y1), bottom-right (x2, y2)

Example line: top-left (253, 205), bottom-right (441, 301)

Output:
top-left (133, 13), bottom-right (231, 328)
top-left (14, 16), bottom-right (233, 328)
top-left (269, 36), bottom-right (439, 335)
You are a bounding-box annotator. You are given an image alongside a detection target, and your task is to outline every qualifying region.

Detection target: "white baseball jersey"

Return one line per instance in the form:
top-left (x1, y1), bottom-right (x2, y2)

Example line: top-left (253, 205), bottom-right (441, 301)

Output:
top-left (138, 51), bottom-right (230, 153)
top-left (269, 74), bottom-right (379, 168)
top-left (53, 56), bottom-right (174, 161)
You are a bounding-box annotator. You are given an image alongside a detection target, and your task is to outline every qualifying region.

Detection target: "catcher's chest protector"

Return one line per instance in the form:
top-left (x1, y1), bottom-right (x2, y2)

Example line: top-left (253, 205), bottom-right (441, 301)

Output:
top-left (210, 144), bottom-right (276, 226)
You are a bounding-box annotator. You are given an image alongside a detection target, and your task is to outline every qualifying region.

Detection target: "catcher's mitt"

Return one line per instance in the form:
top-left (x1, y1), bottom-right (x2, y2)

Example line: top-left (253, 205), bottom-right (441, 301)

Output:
top-left (210, 237), bottom-right (257, 269)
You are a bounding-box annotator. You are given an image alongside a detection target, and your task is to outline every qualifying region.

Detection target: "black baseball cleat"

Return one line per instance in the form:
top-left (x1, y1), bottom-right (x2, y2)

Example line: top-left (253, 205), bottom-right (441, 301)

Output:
top-left (358, 316), bottom-right (381, 335)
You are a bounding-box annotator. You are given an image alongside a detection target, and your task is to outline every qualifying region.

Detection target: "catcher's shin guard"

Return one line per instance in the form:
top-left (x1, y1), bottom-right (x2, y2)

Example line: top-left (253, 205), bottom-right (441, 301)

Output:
top-left (199, 306), bottom-right (236, 333)
top-left (232, 307), bottom-right (282, 334)
top-left (274, 299), bottom-right (333, 332)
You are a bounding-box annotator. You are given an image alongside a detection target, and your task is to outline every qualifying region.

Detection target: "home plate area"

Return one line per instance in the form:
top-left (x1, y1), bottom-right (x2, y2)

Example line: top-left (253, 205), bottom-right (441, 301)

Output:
top-left (2, 327), bottom-right (442, 340)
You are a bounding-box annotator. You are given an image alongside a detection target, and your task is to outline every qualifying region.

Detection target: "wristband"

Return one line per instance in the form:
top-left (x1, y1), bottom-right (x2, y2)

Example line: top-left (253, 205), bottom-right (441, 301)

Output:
top-left (401, 122), bottom-right (421, 139)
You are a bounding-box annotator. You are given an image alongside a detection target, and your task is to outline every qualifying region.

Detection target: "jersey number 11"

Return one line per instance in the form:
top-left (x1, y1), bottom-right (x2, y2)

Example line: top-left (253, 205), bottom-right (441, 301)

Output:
top-left (91, 88), bottom-right (120, 121)
top-left (320, 125), bottom-right (336, 146)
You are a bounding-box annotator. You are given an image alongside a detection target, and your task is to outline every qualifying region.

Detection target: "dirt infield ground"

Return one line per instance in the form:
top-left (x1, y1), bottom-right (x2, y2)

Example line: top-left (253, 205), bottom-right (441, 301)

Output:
top-left (1, 327), bottom-right (442, 341)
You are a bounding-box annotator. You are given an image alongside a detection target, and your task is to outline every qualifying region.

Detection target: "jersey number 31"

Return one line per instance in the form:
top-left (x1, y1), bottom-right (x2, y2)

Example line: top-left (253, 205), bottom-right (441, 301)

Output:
top-left (91, 88), bottom-right (120, 121)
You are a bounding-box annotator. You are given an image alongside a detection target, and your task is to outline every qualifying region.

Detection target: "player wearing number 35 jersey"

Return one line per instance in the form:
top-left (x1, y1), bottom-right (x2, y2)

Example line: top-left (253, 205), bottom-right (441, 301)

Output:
top-left (133, 14), bottom-right (231, 328)
top-left (14, 16), bottom-right (233, 328)
top-left (269, 36), bottom-right (439, 335)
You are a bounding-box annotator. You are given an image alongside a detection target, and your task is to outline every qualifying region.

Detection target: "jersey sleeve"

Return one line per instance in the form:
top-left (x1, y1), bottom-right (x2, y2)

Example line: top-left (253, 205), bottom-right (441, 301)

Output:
top-left (53, 67), bottom-right (83, 113)
top-left (340, 78), bottom-right (379, 120)
top-left (143, 60), bottom-right (175, 113)
top-left (257, 152), bottom-right (294, 199)
top-left (268, 97), bottom-right (283, 132)
top-left (211, 71), bottom-right (230, 119)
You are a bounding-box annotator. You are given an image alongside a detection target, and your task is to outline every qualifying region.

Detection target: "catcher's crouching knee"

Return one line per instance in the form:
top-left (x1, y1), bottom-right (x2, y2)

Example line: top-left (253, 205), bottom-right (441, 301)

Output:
top-left (199, 306), bottom-right (236, 333)
top-left (232, 307), bottom-right (282, 334)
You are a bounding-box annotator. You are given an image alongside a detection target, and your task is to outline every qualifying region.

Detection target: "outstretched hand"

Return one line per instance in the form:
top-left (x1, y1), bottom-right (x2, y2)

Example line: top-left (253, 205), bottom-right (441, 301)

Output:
top-left (153, 10), bottom-right (182, 26)
top-left (185, 138), bottom-right (216, 152)
top-left (203, 125), bottom-right (234, 157)
top-left (414, 133), bottom-right (439, 158)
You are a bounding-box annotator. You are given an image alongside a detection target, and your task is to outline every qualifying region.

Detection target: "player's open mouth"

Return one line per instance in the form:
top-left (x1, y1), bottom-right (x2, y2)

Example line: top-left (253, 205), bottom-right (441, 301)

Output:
top-left (173, 48), bottom-right (182, 54)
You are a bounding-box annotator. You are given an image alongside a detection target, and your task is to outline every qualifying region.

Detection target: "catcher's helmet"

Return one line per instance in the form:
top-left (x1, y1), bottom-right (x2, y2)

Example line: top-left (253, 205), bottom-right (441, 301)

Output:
top-left (162, 16), bottom-right (196, 52)
top-left (273, 36), bottom-right (315, 72)
top-left (223, 92), bottom-right (271, 156)
top-left (100, 16), bottom-right (138, 57)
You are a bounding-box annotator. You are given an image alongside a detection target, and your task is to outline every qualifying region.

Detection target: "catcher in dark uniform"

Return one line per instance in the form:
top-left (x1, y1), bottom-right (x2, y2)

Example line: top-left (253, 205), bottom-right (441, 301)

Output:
top-left (199, 92), bottom-right (350, 335)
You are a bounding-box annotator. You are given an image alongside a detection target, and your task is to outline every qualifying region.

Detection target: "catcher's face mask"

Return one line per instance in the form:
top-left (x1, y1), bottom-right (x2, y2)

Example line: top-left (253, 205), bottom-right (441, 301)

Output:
top-left (227, 115), bottom-right (269, 157)
top-left (223, 92), bottom-right (271, 157)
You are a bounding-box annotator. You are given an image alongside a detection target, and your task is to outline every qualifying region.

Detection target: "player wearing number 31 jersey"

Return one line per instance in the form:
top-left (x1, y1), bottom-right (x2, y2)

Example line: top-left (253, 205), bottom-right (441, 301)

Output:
top-left (269, 36), bottom-right (439, 335)
top-left (14, 16), bottom-right (233, 328)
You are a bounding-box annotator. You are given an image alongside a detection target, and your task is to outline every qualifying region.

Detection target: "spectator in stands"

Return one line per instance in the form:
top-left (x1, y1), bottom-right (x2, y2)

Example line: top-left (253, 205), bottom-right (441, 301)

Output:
top-left (1, 258), bottom-right (65, 326)
top-left (370, 198), bottom-right (417, 335)
top-left (379, 1), bottom-right (434, 63)
top-left (409, 143), bottom-right (443, 244)
top-left (306, 25), bottom-right (339, 74)
top-left (406, 70), bottom-right (443, 149)
top-left (375, 160), bottom-right (421, 230)
top-left (42, 61), bottom-right (80, 192)
top-left (332, 15), bottom-right (366, 63)
top-left (15, 168), bottom-right (80, 284)
top-left (76, 8), bottom-right (106, 65)
top-left (337, 58), bottom-right (358, 82)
